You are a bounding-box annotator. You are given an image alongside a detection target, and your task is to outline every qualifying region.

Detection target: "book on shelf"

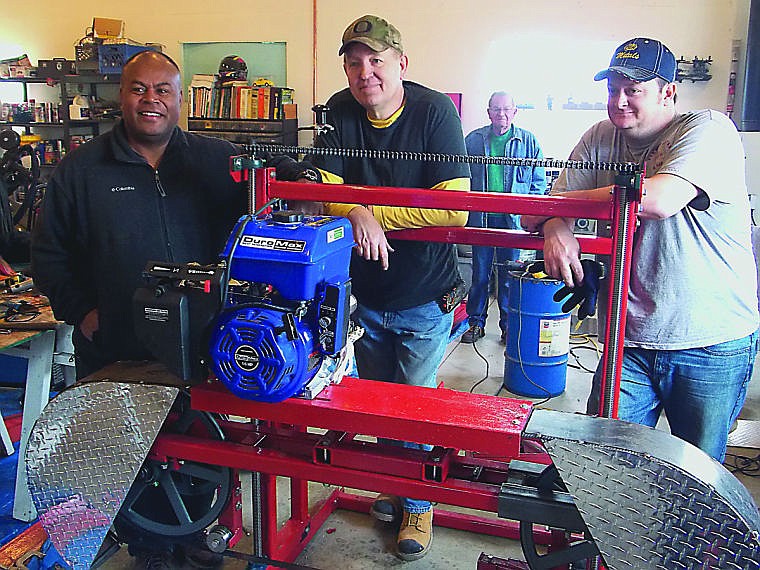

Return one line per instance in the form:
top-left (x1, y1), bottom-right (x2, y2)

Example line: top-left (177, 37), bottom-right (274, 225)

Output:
top-left (271, 88), bottom-right (282, 120)
top-left (269, 87), bottom-right (294, 120)
top-left (188, 74), bottom-right (218, 118)
top-left (238, 87), bottom-right (249, 119)
top-left (190, 74), bottom-right (216, 89)
top-left (187, 76), bottom-right (294, 121)
top-left (257, 86), bottom-right (271, 120)
top-left (249, 89), bottom-right (259, 119)
top-left (232, 84), bottom-right (254, 119)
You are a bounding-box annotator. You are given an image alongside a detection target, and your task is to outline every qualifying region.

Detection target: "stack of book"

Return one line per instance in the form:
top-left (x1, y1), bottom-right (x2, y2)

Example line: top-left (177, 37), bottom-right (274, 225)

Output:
top-left (188, 74), bottom-right (215, 118)
top-left (188, 74), bottom-right (294, 120)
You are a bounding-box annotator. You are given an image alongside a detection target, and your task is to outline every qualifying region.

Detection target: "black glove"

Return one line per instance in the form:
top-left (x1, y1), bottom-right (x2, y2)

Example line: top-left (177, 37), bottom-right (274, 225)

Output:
top-left (263, 153), bottom-right (322, 183)
top-left (524, 259), bottom-right (604, 319)
top-left (553, 259), bottom-right (605, 319)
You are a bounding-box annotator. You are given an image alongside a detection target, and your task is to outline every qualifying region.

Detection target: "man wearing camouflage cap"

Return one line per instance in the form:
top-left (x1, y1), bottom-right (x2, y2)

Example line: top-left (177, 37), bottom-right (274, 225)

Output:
top-left (309, 14), bottom-right (470, 561)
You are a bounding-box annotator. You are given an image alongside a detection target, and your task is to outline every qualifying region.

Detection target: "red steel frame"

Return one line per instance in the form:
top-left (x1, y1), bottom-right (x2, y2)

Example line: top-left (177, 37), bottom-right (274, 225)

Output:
top-left (253, 167), bottom-right (640, 418)
top-left (154, 168), bottom-right (639, 568)
top-left (155, 379), bottom-right (559, 565)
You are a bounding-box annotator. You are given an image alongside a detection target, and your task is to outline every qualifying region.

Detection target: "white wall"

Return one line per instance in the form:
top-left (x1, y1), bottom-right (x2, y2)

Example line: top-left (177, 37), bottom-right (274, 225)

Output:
top-left (313, 1), bottom-right (749, 142)
top-left (0, 0), bottom-right (751, 157)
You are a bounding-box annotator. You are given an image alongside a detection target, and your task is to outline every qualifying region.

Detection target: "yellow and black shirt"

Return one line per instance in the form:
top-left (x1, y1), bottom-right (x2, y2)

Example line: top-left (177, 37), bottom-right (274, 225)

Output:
top-left (311, 81), bottom-right (470, 311)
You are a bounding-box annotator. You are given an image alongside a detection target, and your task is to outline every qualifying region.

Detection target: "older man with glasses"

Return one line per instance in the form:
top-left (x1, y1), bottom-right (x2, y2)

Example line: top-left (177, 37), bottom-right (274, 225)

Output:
top-left (462, 91), bottom-right (546, 344)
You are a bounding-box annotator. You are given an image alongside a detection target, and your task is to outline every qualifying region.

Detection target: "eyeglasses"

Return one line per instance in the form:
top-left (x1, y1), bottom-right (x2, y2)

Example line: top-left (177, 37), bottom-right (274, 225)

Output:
top-left (489, 107), bottom-right (516, 114)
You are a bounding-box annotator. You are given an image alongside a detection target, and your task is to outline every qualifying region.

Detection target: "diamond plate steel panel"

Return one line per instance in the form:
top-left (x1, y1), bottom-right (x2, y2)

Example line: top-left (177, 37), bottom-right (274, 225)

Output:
top-left (25, 381), bottom-right (178, 569)
top-left (527, 409), bottom-right (760, 570)
top-left (727, 419), bottom-right (760, 449)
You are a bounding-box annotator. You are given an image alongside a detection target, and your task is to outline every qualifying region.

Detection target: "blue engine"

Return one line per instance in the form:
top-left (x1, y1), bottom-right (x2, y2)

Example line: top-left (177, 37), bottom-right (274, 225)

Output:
top-left (134, 211), bottom-right (354, 403)
top-left (210, 211), bottom-right (354, 402)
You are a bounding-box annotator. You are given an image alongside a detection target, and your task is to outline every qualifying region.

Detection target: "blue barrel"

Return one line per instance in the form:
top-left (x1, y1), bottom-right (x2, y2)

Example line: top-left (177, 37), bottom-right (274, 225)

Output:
top-left (504, 271), bottom-right (570, 397)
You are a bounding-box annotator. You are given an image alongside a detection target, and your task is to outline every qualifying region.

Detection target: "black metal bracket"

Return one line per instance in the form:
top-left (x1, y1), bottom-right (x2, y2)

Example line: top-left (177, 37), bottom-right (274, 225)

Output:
top-left (676, 56), bottom-right (713, 82)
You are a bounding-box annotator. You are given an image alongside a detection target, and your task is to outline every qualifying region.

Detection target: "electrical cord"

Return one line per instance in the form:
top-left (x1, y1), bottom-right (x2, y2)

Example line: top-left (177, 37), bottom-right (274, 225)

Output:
top-left (458, 235), bottom-right (518, 395)
top-left (0, 299), bottom-right (40, 322)
top-left (567, 341), bottom-right (602, 373)
top-left (724, 452), bottom-right (760, 477)
top-left (441, 296), bottom-right (494, 395)
top-left (468, 339), bottom-right (490, 394)
top-left (571, 332), bottom-right (601, 352)
top-left (455, 262), bottom-right (604, 398)
top-left (568, 355), bottom-right (595, 373)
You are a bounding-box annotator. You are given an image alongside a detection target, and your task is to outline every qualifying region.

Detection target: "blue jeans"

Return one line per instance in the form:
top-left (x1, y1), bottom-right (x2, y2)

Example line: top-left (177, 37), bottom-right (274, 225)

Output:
top-left (468, 239), bottom-right (518, 334)
top-left (353, 301), bottom-right (453, 513)
top-left (588, 331), bottom-right (758, 461)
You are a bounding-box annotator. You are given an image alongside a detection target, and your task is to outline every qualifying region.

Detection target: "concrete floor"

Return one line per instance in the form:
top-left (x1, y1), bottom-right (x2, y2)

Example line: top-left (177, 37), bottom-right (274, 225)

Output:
top-left (100, 302), bottom-right (760, 569)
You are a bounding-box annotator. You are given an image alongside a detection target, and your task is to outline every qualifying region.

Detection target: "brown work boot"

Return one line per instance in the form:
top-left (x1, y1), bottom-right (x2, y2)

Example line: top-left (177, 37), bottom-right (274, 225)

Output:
top-left (370, 493), bottom-right (402, 523)
top-left (396, 509), bottom-right (433, 561)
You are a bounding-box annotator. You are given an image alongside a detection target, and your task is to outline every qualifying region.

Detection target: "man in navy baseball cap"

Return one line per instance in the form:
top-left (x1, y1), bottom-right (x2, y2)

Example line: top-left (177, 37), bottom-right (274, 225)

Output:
top-left (522, 32), bottom-right (760, 468)
top-left (594, 37), bottom-right (677, 83)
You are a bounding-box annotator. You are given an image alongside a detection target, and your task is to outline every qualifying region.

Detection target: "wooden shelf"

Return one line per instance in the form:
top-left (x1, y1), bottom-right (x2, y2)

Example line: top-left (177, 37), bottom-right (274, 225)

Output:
top-left (0, 75), bottom-right (118, 84)
top-left (187, 118), bottom-right (297, 145)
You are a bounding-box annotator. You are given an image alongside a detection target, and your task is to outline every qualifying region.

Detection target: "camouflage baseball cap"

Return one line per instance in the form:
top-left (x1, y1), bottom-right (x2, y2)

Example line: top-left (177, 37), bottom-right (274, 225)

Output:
top-left (338, 15), bottom-right (404, 56)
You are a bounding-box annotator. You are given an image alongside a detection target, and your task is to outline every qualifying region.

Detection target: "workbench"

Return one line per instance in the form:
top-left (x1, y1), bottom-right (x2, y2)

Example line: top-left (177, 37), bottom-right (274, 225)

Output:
top-left (0, 294), bottom-right (74, 521)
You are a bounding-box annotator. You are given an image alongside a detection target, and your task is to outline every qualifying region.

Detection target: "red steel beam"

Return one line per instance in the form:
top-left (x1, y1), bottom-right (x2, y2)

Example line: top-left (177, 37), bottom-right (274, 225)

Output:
top-left (334, 493), bottom-right (534, 542)
top-left (266, 179), bottom-right (613, 220)
top-left (191, 377), bottom-right (531, 458)
top-left (387, 227), bottom-right (612, 254)
top-left (254, 174), bottom-right (613, 252)
top-left (268, 489), bottom-right (341, 563)
top-left (153, 433), bottom-right (504, 513)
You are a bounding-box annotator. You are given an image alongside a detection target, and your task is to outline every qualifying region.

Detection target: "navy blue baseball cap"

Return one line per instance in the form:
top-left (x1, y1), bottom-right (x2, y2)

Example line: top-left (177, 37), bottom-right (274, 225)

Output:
top-left (594, 38), bottom-right (676, 83)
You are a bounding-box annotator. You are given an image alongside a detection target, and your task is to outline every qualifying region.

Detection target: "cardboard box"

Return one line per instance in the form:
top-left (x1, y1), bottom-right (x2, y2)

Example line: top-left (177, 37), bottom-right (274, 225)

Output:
top-left (93, 18), bottom-right (124, 39)
top-left (1, 54), bottom-right (33, 78)
top-left (282, 103), bottom-right (298, 120)
top-left (9, 65), bottom-right (35, 78)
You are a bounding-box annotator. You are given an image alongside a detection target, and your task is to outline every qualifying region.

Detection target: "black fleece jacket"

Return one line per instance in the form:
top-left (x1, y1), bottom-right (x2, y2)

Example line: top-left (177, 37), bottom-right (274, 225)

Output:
top-left (32, 121), bottom-right (246, 362)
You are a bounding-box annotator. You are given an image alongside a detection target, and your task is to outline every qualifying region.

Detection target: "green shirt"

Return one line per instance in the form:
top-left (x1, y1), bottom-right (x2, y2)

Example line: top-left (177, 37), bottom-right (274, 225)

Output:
top-left (487, 126), bottom-right (513, 192)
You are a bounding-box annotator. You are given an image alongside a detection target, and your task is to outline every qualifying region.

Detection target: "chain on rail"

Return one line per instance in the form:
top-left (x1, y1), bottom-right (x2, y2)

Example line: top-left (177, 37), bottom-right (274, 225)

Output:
top-left (246, 142), bottom-right (643, 174)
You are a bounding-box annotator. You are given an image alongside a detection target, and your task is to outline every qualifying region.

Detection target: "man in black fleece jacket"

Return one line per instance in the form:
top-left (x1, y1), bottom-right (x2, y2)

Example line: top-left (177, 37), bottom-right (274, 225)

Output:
top-left (32, 50), bottom-right (246, 380)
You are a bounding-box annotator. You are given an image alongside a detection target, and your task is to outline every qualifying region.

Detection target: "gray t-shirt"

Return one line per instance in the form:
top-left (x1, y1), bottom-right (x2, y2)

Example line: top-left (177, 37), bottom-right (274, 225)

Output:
top-left (553, 110), bottom-right (759, 350)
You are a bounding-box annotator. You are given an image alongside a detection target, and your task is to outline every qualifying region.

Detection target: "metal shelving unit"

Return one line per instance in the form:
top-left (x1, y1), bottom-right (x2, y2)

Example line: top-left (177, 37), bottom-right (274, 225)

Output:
top-left (0, 75), bottom-right (119, 161)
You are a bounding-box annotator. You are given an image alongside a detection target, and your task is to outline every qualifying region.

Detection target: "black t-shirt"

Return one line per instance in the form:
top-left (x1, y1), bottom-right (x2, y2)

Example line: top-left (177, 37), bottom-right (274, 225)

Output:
top-left (312, 82), bottom-right (469, 310)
